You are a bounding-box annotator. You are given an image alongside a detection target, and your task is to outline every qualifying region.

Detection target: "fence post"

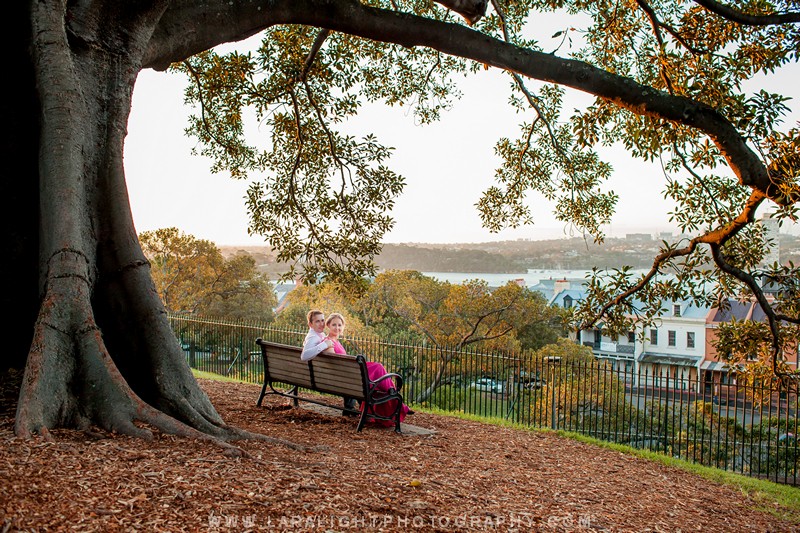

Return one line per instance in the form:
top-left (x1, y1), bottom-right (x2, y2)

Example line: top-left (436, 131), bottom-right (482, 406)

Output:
top-left (189, 342), bottom-right (196, 369)
top-left (546, 356), bottom-right (561, 430)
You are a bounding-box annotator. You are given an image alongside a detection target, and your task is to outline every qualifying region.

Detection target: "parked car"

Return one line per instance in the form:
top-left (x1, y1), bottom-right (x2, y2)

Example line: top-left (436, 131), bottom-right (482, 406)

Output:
top-left (470, 377), bottom-right (504, 394)
top-left (519, 370), bottom-right (546, 389)
top-left (524, 378), bottom-right (547, 390)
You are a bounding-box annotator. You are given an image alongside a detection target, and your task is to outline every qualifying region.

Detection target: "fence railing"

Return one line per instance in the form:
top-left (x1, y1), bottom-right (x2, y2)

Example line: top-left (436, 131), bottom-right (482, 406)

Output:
top-left (168, 313), bottom-right (799, 486)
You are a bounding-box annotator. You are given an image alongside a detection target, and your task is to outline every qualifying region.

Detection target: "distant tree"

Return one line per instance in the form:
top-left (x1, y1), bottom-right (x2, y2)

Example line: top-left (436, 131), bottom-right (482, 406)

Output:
top-left (199, 267), bottom-right (278, 323)
top-left (362, 270), bottom-right (563, 401)
top-left (516, 308), bottom-right (567, 351)
top-left (360, 271), bottom-right (447, 343)
top-left (273, 282), bottom-right (365, 334)
top-left (141, 228), bottom-right (276, 320)
top-left (140, 228), bottom-right (222, 313)
top-left (535, 338), bottom-right (595, 364)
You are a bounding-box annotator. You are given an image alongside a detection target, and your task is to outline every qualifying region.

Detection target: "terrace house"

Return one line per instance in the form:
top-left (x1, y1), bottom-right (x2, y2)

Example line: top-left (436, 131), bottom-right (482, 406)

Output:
top-left (703, 298), bottom-right (799, 393)
top-left (552, 289), bottom-right (709, 387)
top-left (550, 288), bottom-right (638, 374)
top-left (551, 289), bottom-right (795, 391)
top-left (637, 301), bottom-right (709, 389)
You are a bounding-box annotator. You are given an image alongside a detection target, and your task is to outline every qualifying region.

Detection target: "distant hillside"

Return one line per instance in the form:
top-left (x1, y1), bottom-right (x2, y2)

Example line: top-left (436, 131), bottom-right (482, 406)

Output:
top-left (220, 234), bottom-right (800, 274)
top-left (219, 238), bottom-right (665, 273)
top-left (219, 244), bottom-right (525, 274)
top-left (376, 244), bottom-right (524, 273)
top-left (396, 238), bottom-right (659, 270)
top-left (219, 246), bottom-right (289, 276)
top-left (442, 237), bottom-right (661, 270)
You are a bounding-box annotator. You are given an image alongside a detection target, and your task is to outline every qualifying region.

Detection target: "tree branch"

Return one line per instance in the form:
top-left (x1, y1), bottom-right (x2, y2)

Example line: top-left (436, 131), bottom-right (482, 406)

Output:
top-left (285, 87), bottom-right (324, 252)
top-left (145, 0), bottom-right (795, 206)
top-left (491, 0), bottom-right (565, 153)
top-left (693, 0), bottom-right (800, 26)
top-left (672, 141), bottom-right (726, 221)
top-left (300, 28), bottom-right (331, 81)
top-left (634, 0), bottom-right (675, 94)
top-left (434, 0), bottom-right (489, 25)
top-left (581, 189), bottom-right (768, 330)
top-left (181, 60), bottom-right (241, 154)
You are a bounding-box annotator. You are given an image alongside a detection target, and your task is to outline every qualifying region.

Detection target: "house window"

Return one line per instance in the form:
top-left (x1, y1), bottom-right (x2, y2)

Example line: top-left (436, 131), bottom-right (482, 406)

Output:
top-left (650, 329), bottom-right (658, 345)
top-left (687, 331), bottom-right (695, 349)
top-left (627, 331), bottom-right (635, 343)
top-left (563, 295), bottom-right (573, 309)
top-left (673, 304), bottom-right (681, 317)
top-left (594, 330), bottom-right (602, 343)
top-left (668, 330), bottom-right (676, 347)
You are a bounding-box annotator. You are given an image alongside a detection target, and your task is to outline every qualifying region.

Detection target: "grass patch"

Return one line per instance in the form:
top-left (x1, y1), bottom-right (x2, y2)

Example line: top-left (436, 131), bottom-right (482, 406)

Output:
top-left (192, 369), bottom-right (244, 383)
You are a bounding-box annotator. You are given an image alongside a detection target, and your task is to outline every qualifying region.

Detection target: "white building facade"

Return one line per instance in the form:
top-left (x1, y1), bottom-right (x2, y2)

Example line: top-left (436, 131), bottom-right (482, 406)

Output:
top-left (636, 301), bottom-right (708, 389)
top-left (566, 297), bottom-right (709, 388)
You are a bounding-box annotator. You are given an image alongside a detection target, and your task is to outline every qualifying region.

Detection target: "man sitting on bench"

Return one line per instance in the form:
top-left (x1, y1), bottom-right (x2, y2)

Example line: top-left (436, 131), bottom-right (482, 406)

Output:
top-left (300, 309), bottom-right (359, 415)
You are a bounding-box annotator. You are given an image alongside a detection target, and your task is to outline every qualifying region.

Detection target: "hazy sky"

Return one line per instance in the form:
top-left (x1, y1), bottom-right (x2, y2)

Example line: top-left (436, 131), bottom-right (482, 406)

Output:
top-left (124, 33), bottom-right (800, 247)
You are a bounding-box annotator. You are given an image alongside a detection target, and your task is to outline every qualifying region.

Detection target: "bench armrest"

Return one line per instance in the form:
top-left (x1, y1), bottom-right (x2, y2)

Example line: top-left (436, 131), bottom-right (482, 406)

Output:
top-left (370, 372), bottom-right (404, 392)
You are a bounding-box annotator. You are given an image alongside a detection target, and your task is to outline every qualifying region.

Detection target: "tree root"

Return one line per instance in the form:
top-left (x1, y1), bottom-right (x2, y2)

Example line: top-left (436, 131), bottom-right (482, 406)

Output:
top-left (14, 280), bottom-right (308, 455)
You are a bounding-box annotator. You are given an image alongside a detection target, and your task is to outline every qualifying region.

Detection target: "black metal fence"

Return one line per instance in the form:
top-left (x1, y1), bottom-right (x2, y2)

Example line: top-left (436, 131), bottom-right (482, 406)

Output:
top-left (169, 313), bottom-right (800, 486)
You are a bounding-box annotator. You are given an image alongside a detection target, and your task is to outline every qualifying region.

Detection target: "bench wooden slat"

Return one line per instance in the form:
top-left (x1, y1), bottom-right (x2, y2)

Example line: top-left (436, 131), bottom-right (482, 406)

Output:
top-left (313, 384), bottom-right (365, 399)
top-left (255, 338), bottom-right (404, 432)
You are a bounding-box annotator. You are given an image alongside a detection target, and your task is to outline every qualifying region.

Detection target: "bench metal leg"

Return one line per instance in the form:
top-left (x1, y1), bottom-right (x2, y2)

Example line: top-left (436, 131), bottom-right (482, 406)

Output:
top-left (256, 382), bottom-right (268, 406)
top-left (356, 405), bottom-right (369, 432)
top-left (394, 401), bottom-right (402, 433)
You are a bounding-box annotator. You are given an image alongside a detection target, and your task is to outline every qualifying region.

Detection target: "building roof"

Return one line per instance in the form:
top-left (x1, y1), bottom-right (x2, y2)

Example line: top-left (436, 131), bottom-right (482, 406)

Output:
top-left (530, 278), bottom-right (584, 303)
top-left (273, 282), bottom-right (298, 312)
top-left (700, 361), bottom-right (731, 371)
top-left (548, 288), bottom-right (586, 307)
top-left (707, 299), bottom-right (767, 323)
top-left (661, 301), bottom-right (709, 320)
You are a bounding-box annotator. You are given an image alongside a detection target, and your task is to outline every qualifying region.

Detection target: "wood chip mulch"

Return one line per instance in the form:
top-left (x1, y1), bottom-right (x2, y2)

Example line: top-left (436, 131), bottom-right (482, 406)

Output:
top-left (1, 374), bottom-right (798, 532)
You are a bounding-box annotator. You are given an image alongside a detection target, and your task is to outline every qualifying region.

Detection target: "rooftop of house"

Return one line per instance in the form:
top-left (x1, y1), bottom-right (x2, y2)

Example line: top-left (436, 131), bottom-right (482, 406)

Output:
top-left (707, 300), bottom-right (768, 323)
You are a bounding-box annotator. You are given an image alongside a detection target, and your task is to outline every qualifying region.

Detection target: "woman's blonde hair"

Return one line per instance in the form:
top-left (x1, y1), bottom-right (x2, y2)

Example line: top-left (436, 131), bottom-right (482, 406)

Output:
top-left (325, 312), bottom-right (345, 327)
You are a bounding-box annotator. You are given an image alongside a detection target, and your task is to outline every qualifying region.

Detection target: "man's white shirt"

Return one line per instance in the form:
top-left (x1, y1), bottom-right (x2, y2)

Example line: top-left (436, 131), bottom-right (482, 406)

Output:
top-left (301, 328), bottom-right (328, 361)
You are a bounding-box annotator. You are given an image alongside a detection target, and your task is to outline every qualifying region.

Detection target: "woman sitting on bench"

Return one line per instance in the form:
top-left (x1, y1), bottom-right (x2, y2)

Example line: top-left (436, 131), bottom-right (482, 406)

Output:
top-left (323, 313), bottom-right (411, 426)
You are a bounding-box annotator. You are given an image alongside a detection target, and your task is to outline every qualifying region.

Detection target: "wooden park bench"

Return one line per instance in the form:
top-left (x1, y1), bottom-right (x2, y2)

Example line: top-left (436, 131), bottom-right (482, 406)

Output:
top-left (255, 339), bottom-right (406, 432)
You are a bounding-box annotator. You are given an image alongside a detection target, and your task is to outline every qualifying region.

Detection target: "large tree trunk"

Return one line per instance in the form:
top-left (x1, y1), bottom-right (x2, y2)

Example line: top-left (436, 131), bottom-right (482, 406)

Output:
top-left (6, 0), bottom-right (261, 450)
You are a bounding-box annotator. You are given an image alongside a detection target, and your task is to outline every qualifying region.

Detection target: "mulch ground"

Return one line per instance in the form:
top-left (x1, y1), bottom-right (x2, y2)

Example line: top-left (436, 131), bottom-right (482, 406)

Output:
top-left (1, 375), bottom-right (799, 532)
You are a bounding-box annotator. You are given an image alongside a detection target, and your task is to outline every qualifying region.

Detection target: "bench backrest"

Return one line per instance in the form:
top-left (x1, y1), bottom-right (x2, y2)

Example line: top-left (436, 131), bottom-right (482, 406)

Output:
top-left (256, 339), bottom-right (367, 401)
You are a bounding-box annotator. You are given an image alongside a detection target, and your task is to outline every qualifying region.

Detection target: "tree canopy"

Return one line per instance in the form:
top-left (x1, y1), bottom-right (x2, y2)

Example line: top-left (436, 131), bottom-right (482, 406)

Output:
top-left (361, 270), bottom-right (564, 351)
top-left (174, 0), bottom-right (800, 375)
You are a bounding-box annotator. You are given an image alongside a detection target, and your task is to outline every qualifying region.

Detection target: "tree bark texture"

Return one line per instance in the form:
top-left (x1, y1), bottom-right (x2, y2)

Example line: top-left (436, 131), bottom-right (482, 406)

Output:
top-left (9, 0), bottom-right (248, 447)
top-left (5, 0), bottom-right (786, 442)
